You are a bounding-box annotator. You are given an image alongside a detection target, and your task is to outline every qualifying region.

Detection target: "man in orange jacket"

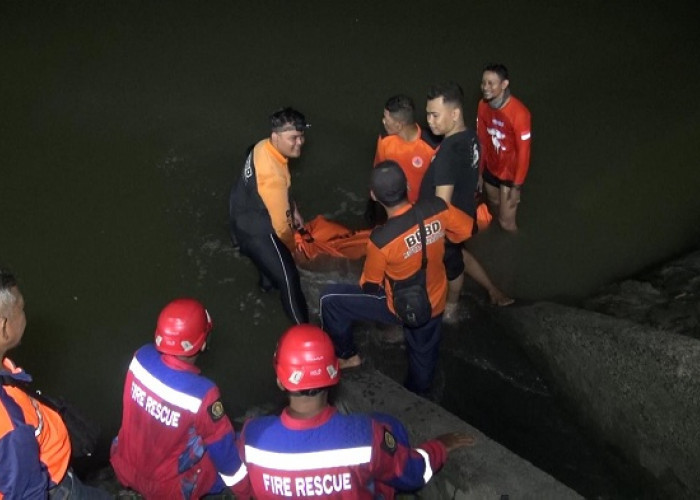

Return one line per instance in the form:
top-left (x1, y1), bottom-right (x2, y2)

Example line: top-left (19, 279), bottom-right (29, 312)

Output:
top-left (0, 268), bottom-right (111, 498)
top-left (320, 163), bottom-right (474, 396)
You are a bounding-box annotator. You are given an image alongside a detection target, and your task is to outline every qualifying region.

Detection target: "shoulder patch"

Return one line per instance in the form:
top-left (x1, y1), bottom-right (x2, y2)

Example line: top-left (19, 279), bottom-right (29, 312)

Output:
top-left (208, 400), bottom-right (226, 421)
top-left (382, 429), bottom-right (397, 454)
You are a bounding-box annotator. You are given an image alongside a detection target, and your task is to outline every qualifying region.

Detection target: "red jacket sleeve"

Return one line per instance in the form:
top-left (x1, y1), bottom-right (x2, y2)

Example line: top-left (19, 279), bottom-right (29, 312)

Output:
top-left (368, 414), bottom-right (448, 492)
top-left (197, 387), bottom-right (248, 491)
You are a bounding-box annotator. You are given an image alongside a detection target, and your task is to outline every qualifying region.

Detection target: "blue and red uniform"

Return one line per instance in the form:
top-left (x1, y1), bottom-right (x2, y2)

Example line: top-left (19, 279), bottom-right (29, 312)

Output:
top-left (1, 356), bottom-right (77, 498)
top-left (235, 405), bottom-right (447, 499)
top-left (110, 344), bottom-right (247, 499)
top-left (0, 358), bottom-right (49, 499)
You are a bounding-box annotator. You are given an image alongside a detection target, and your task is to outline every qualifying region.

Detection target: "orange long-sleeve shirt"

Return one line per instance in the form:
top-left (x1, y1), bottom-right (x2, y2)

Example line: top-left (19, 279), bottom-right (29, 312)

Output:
top-left (253, 139), bottom-right (295, 249)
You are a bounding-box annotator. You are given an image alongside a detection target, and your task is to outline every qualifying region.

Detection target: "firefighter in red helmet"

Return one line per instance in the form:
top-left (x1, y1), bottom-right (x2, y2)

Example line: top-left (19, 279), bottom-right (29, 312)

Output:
top-left (154, 298), bottom-right (212, 356)
top-left (111, 298), bottom-right (248, 499)
top-left (273, 323), bottom-right (340, 392)
top-left (233, 324), bottom-right (475, 499)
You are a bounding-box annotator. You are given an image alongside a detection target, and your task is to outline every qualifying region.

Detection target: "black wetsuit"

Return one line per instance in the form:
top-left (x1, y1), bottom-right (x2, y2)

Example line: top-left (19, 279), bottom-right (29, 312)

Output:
top-left (229, 140), bottom-right (309, 324)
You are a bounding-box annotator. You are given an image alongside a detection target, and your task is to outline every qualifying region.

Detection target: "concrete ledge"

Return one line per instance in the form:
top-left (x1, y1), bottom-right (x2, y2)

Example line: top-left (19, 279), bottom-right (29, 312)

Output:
top-left (496, 302), bottom-right (700, 497)
top-left (335, 368), bottom-right (581, 499)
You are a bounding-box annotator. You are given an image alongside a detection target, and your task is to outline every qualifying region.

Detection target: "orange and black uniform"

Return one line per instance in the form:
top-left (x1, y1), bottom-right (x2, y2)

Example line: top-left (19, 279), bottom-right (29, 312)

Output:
top-left (1, 358), bottom-right (70, 497)
top-left (477, 96), bottom-right (531, 187)
top-left (320, 197), bottom-right (473, 395)
top-left (229, 139), bottom-right (308, 324)
top-left (374, 126), bottom-right (440, 203)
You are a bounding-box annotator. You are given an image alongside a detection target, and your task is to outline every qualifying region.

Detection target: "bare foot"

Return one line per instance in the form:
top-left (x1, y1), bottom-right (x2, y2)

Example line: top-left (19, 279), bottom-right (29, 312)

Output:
top-left (435, 431), bottom-right (477, 452)
top-left (338, 354), bottom-right (362, 369)
top-left (442, 302), bottom-right (459, 324)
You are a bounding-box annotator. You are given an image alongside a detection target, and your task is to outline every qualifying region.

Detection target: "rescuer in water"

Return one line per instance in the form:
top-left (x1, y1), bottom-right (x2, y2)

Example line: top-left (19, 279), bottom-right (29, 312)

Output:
top-left (233, 324), bottom-right (475, 499)
top-left (110, 298), bottom-right (248, 498)
top-left (229, 107), bottom-right (311, 325)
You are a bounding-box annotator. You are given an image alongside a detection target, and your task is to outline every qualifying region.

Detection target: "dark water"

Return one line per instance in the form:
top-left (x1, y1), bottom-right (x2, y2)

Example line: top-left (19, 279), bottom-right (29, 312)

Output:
top-left (2, 1), bottom-right (699, 496)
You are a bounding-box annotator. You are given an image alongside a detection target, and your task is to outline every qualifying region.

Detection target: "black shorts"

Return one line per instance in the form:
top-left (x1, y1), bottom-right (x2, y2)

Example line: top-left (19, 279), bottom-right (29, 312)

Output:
top-left (483, 168), bottom-right (514, 188)
top-left (443, 240), bottom-right (465, 281)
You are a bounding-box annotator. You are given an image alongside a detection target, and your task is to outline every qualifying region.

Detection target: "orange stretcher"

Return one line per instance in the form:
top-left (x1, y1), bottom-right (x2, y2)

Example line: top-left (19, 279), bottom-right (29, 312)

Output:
top-left (295, 216), bottom-right (370, 261)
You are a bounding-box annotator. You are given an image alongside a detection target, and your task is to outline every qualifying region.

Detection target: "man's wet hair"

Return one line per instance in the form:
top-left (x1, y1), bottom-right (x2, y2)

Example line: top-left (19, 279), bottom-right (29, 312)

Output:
top-left (0, 268), bottom-right (18, 314)
top-left (427, 81), bottom-right (464, 110)
top-left (270, 107), bottom-right (309, 132)
top-left (384, 94), bottom-right (415, 125)
top-left (484, 63), bottom-right (509, 82)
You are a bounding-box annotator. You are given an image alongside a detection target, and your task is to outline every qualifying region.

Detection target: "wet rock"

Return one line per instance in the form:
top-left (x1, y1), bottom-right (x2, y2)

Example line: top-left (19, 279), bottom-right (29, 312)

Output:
top-left (336, 368), bottom-right (581, 499)
top-left (584, 249), bottom-right (700, 339)
top-left (496, 300), bottom-right (700, 498)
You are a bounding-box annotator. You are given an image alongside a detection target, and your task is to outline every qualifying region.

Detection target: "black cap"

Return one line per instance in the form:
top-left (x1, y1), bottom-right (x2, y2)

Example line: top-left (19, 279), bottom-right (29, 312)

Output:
top-left (371, 161), bottom-right (407, 206)
top-left (270, 107), bottom-right (311, 132)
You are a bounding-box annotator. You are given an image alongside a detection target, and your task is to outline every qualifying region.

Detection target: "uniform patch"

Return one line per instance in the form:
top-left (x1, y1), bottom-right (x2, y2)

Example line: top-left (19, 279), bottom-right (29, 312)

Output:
top-left (208, 400), bottom-right (225, 421)
top-left (382, 429), bottom-right (397, 454)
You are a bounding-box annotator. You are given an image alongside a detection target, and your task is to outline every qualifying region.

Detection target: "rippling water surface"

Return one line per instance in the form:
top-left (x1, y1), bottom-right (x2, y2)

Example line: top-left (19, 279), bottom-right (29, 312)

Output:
top-left (2, 2), bottom-right (698, 496)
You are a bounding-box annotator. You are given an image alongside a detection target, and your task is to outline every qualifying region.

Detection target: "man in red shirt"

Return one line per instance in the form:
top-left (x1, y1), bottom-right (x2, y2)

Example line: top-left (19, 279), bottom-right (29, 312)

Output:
top-left (477, 64), bottom-right (532, 231)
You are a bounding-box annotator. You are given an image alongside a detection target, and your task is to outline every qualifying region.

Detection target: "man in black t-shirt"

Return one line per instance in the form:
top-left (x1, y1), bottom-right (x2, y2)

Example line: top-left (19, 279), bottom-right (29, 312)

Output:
top-left (420, 82), bottom-right (512, 321)
top-left (419, 99), bottom-right (480, 219)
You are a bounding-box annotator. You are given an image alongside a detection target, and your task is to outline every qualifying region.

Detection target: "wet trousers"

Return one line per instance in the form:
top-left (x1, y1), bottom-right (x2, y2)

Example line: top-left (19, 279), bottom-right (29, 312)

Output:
top-left (319, 283), bottom-right (442, 395)
top-left (236, 231), bottom-right (309, 324)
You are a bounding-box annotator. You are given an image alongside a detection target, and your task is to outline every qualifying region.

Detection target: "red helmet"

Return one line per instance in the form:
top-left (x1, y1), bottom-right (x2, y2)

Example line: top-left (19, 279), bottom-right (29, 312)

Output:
top-left (154, 298), bottom-right (212, 356)
top-left (274, 324), bottom-right (340, 391)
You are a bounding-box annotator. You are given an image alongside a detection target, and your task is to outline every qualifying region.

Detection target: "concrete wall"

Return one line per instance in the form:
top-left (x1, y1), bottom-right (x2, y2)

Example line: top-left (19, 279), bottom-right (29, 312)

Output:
top-left (496, 302), bottom-right (700, 497)
top-left (335, 368), bottom-right (581, 499)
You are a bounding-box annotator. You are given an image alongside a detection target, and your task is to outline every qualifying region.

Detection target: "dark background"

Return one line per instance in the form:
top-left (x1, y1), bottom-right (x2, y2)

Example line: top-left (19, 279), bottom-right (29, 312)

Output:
top-left (2, 1), bottom-right (699, 495)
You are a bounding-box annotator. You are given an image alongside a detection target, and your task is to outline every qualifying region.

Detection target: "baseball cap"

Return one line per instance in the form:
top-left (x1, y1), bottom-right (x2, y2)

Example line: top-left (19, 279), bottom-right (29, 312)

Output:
top-left (371, 161), bottom-right (407, 206)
